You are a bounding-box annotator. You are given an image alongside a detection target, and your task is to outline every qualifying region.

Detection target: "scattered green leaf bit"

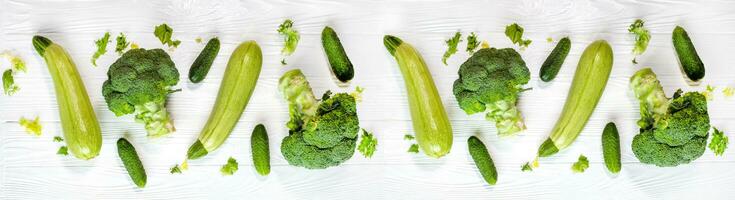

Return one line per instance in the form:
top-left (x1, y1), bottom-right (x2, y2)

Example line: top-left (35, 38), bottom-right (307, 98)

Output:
top-left (350, 86), bottom-right (365, 102)
top-left (195, 37), bottom-right (203, 43)
top-left (702, 85), bottom-right (716, 100)
top-left (408, 144), bottom-right (419, 153)
top-left (505, 23), bottom-right (532, 48)
top-left (277, 19), bottom-right (300, 58)
top-left (131, 43), bottom-right (140, 49)
top-left (220, 157), bottom-right (239, 176)
top-left (19, 116), bottom-right (42, 136)
top-left (53, 136), bottom-right (64, 142)
top-left (521, 162), bottom-right (533, 172)
top-left (57, 146), bottom-right (69, 156)
top-left (154, 23), bottom-right (182, 48)
top-left (115, 33), bottom-right (130, 55)
top-left (404, 134), bottom-right (415, 140)
top-left (571, 155), bottom-right (589, 173)
top-left (466, 32), bottom-right (480, 54)
top-left (358, 129), bottom-right (378, 158)
top-left (723, 87), bottom-right (734, 97)
top-left (1, 52), bottom-right (27, 72)
top-left (170, 164), bottom-right (183, 174)
top-left (91, 32), bottom-right (111, 67)
top-left (442, 32), bottom-right (462, 65)
top-left (481, 40), bottom-right (490, 49)
top-left (629, 19), bottom-right (651, 64)
top-left (3, 69), bottom-right (19, 95)
top-left (546, 37), bottom-right (554, 43)
top-left (709, 128), bottom-right (728, 156)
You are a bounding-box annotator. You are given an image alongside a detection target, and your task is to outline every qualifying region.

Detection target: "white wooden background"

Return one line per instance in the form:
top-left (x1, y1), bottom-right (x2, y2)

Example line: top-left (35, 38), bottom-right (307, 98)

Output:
top-left (1, 0), bottom-right (734, 199)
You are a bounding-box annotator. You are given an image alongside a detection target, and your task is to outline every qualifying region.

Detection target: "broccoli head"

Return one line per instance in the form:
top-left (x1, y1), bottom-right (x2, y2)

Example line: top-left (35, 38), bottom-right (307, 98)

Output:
top-left (102, 48), bottom-right (179, 138)
top-left (278, 69), bottom-right (359, 169)
top-left (452, 48), bottom-right (530, 136)
top-left (630, 68), bottom-right (710, 167)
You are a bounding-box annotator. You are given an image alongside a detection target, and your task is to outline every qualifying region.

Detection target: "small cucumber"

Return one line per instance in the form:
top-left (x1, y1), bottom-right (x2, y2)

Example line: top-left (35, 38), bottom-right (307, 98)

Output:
top-left (672, 26), bottom-right (705, 81)
top-left (321, 26), bottom-right (354, 83)
top-left (117, 138), bottom-right (147, 188)
top-left (467, 136), bottom-right (497, 185)
top-left (188, 37), bottom-right (220, 83)
top-left (601, 122), bottom-right (621, 173)
top-left (539, 37), bottom-right (571, 82)
top-left (251, 124), bottom-right (270, 176)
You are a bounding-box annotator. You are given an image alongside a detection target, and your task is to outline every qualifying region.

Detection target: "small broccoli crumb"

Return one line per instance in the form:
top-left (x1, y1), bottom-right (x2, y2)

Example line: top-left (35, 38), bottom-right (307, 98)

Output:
top-left (3, 69), bottom-right (19, 95)
top-left (546, 37), bottom-right (553, 43)
top-left (1, 51), bottom-right (27, 72)
top-left (521, 162), bottom-right (533, 172)
top-left (358, 129), bottom-right (378, 158)
top-left (702, 85), bottom-right (716, 101)
top-left (505, 23), bottom-right (532, 48)
top-left (571, 155), bottom-right (589, 173)
top-left (350, 86), bottom-right (364, 102)
top-left (181, 159), bottom-right (189, 170)
top-left (277, 19), bottom-right (300, 61)
top-left (481, 41), bottom-right (490, 49)
top-left (709, 128), bottom-right (729, 156)
top-left (629, 19), bottom-right (651, 63)
top-left (442, 32), bottom-right (462, 65)
top-left (115, 32), bottom-right (130, 55)
top-left (53, 136), bottom-right (64, 142)
top-left (404, 134), bottom-right (415, 140)
top-left (220, 157), bottom-right (238, 176)
top-left (170, 164), bottom-right (183, 174)
top-left (130, 43), bottom-right (140, 49)
top-left (154, 23), bottom-right (181, 48)
top-left (723, 87), bottom-right (734, 97)
top-left (91, 32), bottom-right (111, 67)
top-left (466, 32), bottom-right (480, 54)
top-left (408, 144), bottom-right (419, 153)
top-left (57, 146), bottom-right (68, 156)
top-left (195, 37), bottom-right (203, 43)
top-left (19, 116), bottom-right (42, 136)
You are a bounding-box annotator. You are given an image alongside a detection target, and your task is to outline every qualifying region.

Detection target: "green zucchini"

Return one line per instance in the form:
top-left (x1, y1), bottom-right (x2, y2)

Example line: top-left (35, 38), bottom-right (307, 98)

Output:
top-left (467, 136), bottom-right (497, 185)
top-left (33, 36), bottom-right (102, 160)
top-left (537, 40), bottom-right (614, 157)
top-left (322, 26), bottom-right (354, 83)
top-left (251, 124), bottom-right (270, 176)
top-left (117, 138), bottom-right (146, 188)
top-left (188, 37), bottom-right (220, 83)
top-left (539, 37), bottom-right (571, 82)
top-left (672, 26), bottom-right (705, 81)
top-left (601, 122), bottom-right (621, 173)
top-left (187, 41), bottom-right (263, 160)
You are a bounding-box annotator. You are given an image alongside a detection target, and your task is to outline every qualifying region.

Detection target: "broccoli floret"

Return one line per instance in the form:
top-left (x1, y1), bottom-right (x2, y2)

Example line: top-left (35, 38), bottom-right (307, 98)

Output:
top-left (278, 69), bottom-right (359, 169)
top-left (102, 48), bottom-right (179, 138)
top-left (630, 68), bottom-right (710, 167)
top-left (452, 48), bottom-right (530, 136)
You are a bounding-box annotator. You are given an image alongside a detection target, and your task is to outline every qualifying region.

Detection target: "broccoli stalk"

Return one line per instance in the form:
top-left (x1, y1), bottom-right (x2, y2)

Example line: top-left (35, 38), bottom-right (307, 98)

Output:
top-left (453, 48), bottom-right (530, 136)
top-left (630, 68), bottom-right (710, 167)
top-left (278, 69), bottom-right (359, 169)
top-left (102, 48), bottom-right (180, 138)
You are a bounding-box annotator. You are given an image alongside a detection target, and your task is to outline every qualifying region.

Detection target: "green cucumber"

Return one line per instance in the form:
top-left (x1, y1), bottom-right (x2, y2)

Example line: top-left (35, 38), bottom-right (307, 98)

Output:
top-left (467, 136), bottom-right (497, 185)
top-left (672, 26), bottom-right (705, 81)
top-left (188, 37), bottom-right (220, 83)
top-left (601, 122), bottom-right (621, 173)
top-left (322, 26), bottom-right (354, 83)
top-left (117, 138), bottom-right (146, 188)
top-left (539, 37), bottom-right (571, 82)
top-left (251, 124), bottom-right (270, 176)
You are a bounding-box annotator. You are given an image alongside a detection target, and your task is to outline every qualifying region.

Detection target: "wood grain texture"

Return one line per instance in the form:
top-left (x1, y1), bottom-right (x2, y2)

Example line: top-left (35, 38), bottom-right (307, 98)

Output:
top-left (1, 0), bottom-right (734, 199)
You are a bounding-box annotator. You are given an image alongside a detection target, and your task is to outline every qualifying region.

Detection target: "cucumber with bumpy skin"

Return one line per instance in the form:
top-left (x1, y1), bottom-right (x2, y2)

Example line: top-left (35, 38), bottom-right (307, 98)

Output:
top-left (117, 138), bottom-right (146, 188)
top-left (602, 122), bottom-right (621, 173)
top-left (540, 37), bottom-right (571, 82)
top-left (251, 124), bottom-right (270, 176)
top-left (322, 26), bottom-right (354, 83)
top-left (672, 26), bottom-right (705, 82)
top-left (189, 37), bottom-right (220, 83)
top-left (467, 136), bottom-right (497, 185)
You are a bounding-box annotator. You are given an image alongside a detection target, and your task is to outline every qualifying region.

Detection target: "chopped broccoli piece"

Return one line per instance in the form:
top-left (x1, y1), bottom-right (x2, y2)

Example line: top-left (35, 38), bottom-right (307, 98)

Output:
top-left (442, 32), bottom-right (462, 65)
top-left (131, 43), bottom-right (140, 49)
top-left (1, 51), bottom-right (27, 72)
top-left (154, 23), bottom-right (181, 48)
top-left (709, 128), bottom-right (728, 156)
top-left (115, 32), bottom-right (130, 55)
top-left (277, 19), bottom-right (300, 57)
top-left (521, 162), bottom-right (533, 172)
top-left (408, 144), bottom-right (419, 153)
top-left (546, 37), bottom-right (553, 43)
top-left (220, 157), bottom-right (238, 176)
top-left (3, 69), bottom-right (19, 95)
top-left (358, 129), bottom-right (378, 158)
top-left (571, 155), bottom-right (589, 173)
top-left (466, 32), bottom-right (480, 54)
top-left (102, 48), bottom-right (180, 138)
top-left (53, 136), bottom-right (64, 142)
top-left (57, 146), bottom-right (68, 156)
top-left (19, 116), bottom-right (42, 136)
top-left (404, 134), bottom-right (415, 140)
top-left (505, 23), bottom-right (532, 48)
top-left (170, 164), bottom-right (183, 174)
top-left (723, 87), bottom-right (734, 97)
top-left (92, 32), bottom-right (111, 67)
top-left (702, 85), bottom-right (716, 101)
top-left (195, 37), bottom-right (203, 43)
top-left (350, 86), bottom-right (364, 102)
top-left (629, 19), bottom-right (651, 61)
top-left (453, 48), bottom-right (530, 136)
